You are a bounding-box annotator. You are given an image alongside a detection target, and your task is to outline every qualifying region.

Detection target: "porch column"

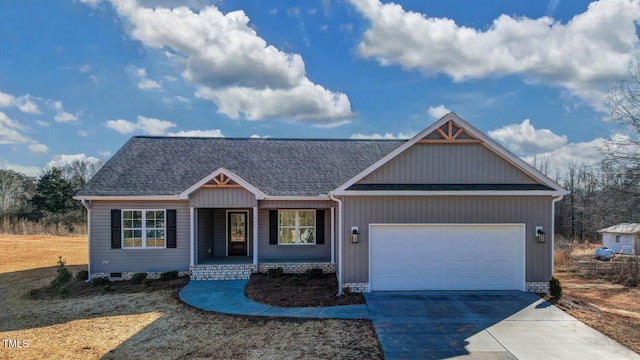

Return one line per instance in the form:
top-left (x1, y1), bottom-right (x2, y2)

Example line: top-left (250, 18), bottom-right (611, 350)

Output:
top-left (189, 207), bottom-right (195, 267)
top-left (330, 206), bottom-right (335, 263)
top-left (253, 206), bottom-right (259, 265)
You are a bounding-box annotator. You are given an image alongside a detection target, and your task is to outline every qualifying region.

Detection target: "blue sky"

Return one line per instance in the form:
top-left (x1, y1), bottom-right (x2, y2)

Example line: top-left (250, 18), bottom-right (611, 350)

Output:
top-left (1, 0), bottom-right (639, 178)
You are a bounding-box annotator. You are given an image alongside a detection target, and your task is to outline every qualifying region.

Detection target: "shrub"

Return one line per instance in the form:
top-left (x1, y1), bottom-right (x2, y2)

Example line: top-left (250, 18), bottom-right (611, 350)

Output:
top-left (342, 287), bottom-right (352, 296)
top-left (550, 276), bottom-right (563, 298)
top-left (130, 272), bottom-right (148, 284)
top-left (160, 270), bottom-right (179, 281)
top-left (267, 267), bottom-right (284, 277)
top-left (143, 278), bottom-right (152, 288)
top-left (90, 277), bottom-right (110, 287)
top-left (291, 276), bottom-right (301, 285)
top-left (50, 256), bottom-right (72, 289)
top-left (103, 284), bottom-right (113, 293)
top-left (76, 270), bottom-right (89, 281)
top-left (305, 268), bottom-right (324, 280)
top-left (58, 285), bottom-right (70, 296)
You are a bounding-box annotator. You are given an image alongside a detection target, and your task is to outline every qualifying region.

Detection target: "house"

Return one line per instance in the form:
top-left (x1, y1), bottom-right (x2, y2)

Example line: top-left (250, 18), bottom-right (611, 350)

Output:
top-left (74, 113), bottom-right (569, 293)
top-left (598, 223), bottom-right (640, 255)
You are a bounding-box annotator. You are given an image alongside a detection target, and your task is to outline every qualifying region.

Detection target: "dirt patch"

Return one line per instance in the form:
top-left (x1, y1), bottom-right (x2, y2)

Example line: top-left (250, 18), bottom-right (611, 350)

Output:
top-left (0, 235), bottom-right (383, 360)
top-left (553, 242), bottom-right (640, 354)
top-left (245, 273), bottom-right (365, 307)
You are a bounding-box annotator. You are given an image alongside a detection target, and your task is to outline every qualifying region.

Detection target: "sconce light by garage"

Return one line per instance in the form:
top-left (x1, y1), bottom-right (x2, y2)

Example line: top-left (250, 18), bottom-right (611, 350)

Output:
top-left (351, 227), bottom-right (359, 244)
top-left (536, 226), bottom-right (546, 243)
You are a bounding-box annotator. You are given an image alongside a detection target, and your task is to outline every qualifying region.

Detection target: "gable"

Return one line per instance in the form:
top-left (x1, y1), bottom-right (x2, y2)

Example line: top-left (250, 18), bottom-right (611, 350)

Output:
top-left (357, 142), bottom-right (538, 185)
top-left (335, 113), bottom-right (568, 195)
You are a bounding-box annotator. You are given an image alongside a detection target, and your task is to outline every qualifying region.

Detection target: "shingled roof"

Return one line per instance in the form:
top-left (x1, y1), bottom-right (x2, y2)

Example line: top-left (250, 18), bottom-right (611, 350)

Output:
top-left (76, 136), bottom-right (406, 197)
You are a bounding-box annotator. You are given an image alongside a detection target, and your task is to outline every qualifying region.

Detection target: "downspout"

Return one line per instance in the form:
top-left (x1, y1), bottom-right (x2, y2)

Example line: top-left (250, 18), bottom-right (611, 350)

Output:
top-left (329, 193), bottom-right (343, 296)
top-left (551, 195), bottom-right (564, 277)
top-left (80, 199), bottom-right (92, 282)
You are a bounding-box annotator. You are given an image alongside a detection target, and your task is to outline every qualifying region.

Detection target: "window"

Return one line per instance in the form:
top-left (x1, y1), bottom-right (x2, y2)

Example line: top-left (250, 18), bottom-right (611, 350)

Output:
top-left (616, 235), bottom-right (620, 243)
top-left (123, 210), bottom-right (165, 248)
top-left (278, 210), bottom-right (315, 245)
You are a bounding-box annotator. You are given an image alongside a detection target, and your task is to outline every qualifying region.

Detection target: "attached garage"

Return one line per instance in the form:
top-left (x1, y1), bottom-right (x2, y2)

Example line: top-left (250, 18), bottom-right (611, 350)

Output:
top-left (369, 224), bottom-right (526, 291)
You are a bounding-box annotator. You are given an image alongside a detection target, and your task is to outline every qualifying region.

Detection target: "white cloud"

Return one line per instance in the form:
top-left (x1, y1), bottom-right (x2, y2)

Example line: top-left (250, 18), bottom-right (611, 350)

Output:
top-left (47, 153), bottom-right (102, 169)
top-left (98, 150), bottom-right (112, 157)
top-left (250, 134), bottom-right (270, 138)
top-left (48, 100), bottom-right (78, 123)
top-left (128, 66), bottom-right (162, 90)
top-left (488, 119), bottom-right (567, 155)
top-left (167, 129), bottom-right (224, 137)
top-left (0, 91), bottom-right (41, 114)
top-left (78, 130), bottom-right (88, 137)
top-left (36, 120), bottom-right (49, 127)
top-left (28, 143), bottom-right (49, 154)
top-left (350, 132), bottom-right (414, 140)
top-left (350, 0), bottom-right (640, 109)
top-left (427, 105), bottom-right (451, 119)
top-left (523, 137), bottom-right (609, 176)
top-left (0, 111), bottom-right (29, 144)
top-left (110, 0), bottom-right (354, 123)
top-left (105, 115), bottom-right (176, 135)
top-left (0, 160), bottom-right (41, 177)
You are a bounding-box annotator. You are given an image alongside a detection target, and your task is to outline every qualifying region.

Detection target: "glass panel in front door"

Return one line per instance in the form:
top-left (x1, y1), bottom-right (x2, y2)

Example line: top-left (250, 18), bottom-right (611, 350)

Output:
top-left (231, 213), bottom-right (246, 242)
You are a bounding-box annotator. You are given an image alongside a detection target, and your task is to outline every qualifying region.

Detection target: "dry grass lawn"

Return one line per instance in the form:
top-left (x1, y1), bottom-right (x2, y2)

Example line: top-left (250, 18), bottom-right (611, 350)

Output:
top-left (553, 242), bottom-right (640, 354)
top-left (0, 235), bottom-right (382, 360)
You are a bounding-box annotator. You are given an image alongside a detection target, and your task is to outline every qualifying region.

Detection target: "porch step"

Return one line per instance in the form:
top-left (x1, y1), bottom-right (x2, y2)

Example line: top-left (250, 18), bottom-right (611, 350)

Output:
top-left (190, 264), bottom-right (257, 280)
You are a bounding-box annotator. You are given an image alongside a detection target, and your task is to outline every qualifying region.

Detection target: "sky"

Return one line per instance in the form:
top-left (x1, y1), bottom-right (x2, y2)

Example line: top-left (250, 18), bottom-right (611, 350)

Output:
top-left (1, 0), bottom-right (639, 179)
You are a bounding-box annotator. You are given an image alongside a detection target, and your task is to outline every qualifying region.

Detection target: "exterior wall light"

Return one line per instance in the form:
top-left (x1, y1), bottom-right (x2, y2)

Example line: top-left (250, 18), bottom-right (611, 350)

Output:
top-left (536, 226), bottom-right (546, 243)
top-left (351, 227), bottom-right (359, 244)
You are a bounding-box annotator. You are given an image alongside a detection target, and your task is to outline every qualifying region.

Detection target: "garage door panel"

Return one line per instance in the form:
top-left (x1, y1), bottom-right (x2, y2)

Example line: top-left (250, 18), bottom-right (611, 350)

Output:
top-left (370, 224), bottom-right (525, 291)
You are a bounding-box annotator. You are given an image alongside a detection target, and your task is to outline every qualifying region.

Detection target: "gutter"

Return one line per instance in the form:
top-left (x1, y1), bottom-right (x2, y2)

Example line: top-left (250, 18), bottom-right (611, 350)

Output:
top-left (80, 199), bottom-right (92, 282)
top-left (329, 193), bottom-right (343, 296)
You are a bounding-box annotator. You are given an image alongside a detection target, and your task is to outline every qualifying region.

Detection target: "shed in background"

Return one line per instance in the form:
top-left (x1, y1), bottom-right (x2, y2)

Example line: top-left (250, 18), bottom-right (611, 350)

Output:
top-left (598, 223), bottom-right (640, 255)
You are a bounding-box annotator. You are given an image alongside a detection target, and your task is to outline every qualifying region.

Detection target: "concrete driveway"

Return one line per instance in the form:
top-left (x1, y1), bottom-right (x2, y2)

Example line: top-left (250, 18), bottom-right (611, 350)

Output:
top-left (364, 291), bottom-right (640, 360)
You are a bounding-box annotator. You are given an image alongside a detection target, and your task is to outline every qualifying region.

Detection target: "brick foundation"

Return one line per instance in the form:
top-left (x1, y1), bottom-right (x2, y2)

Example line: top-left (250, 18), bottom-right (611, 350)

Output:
top-left (257, 262), bottom-right (335, 274)
top-left (190, 264), bottom-right (258, 280)
top-left (343, 282), bottom-right (369, 293)
top-left (91, 271), bottom-right (189, 281)
top-left (525, 281), bottom-right (549, 293)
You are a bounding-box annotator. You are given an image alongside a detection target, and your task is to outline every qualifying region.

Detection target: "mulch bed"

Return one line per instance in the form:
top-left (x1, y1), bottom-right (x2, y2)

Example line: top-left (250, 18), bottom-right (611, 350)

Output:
top-left (244, 273), bottom-right (366, 307)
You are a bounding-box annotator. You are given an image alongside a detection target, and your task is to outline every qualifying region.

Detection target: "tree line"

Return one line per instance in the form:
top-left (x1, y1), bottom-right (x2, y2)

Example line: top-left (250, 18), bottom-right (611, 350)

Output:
top-left (0, 160), bottom-right (103, 235)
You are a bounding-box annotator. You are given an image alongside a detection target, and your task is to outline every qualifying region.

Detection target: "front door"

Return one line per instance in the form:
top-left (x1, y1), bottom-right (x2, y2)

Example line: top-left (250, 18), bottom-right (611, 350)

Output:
top-left (228, 212), bottom-right (247, 256)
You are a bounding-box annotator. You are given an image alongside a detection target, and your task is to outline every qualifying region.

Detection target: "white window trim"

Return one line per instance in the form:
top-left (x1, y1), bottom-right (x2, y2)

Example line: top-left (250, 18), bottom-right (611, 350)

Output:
top-left (122, 209), bottom-right (167, 249)
top-left (278, 209), bottom-right (316, 245)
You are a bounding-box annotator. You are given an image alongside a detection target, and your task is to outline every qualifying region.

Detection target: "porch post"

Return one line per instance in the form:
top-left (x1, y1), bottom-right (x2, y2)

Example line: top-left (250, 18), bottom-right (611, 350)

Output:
top-left (330, 206), bottom-right (335, 263)
top-left (253, 206), bottom-right (259, 265)
top-left (189, 207), bottom-right (195, 267)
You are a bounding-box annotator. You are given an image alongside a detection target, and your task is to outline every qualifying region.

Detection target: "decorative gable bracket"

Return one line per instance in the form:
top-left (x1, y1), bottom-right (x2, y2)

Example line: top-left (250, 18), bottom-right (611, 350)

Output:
top-left (203, 173), bottom-right (242, 188)
top-left (419, 119), bottom-right (483, 144)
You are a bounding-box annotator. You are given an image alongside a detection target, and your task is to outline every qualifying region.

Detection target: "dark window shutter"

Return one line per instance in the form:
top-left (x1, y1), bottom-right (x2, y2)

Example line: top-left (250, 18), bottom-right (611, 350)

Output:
top-left (111, 209), bottom-right (121, 249)
top-left (269, 210), bottom-right (278, 245)
top-left (316, 209), bottom-right (325, 244)
top-left (166, 209), bottom-right (177, 248)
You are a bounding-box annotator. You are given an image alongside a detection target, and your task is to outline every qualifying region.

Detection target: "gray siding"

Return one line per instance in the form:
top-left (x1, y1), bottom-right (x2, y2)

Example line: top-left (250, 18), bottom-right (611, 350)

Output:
top-left (89, 200), bottom-right (190, 273)
top-left (258, 208), bottom-right (332, 260)
top-left (189, 187), bottom-right (257, 208)
top-left (212, 209), bottom-right (227, 257)
top-left (341, 196), bottom-right (552, 284)
top-left (359, 143), bottom-right (537, 184)
top-left (197, 209), bottom-right (214, 262)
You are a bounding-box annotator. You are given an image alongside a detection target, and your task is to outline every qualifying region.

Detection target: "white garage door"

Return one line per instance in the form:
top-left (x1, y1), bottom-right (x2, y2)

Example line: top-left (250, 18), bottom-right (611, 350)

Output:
top-left (369, 224), bottom-right (525, 291)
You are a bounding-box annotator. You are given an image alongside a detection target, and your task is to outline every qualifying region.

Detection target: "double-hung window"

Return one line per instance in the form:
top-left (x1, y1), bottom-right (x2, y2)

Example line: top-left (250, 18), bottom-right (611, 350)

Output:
top-left (278, 210), bottom-right (315, 245)
top-left (122, 210), bottom-right (166, 248)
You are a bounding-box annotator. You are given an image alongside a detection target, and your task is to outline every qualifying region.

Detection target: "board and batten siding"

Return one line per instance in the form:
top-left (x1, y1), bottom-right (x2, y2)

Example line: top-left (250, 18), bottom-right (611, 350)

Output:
top-left (257, 208), bottom-right (332, 260)
top-left (197, 208), bottom-right (214, 262)
top-left (189, 187), bottom-right (257, 208)
top-left (90, 200), bottom-right (190, 274)
top-left (358, 143), bottom-right (538, 184)
top-left (341, 195), bottom-right (552, 284)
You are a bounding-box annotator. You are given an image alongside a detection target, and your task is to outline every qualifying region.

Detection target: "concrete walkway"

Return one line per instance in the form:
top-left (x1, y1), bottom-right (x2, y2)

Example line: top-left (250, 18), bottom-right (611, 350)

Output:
top-left (365, 291), bottom-right (640, 360)
top-left (178, 279), bottom-right (370, 319)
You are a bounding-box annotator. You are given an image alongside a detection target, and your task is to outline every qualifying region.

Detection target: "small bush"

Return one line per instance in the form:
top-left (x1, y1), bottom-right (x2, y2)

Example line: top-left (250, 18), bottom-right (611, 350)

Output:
top-left (130, 272), bottom-right (148, 284)
top-left (76, 270), bottom-right (89, 281)
top-left (267, 267), bottom-right (284, 277)
top-left (291, 276), bottom-right (301, 285)
top-left (58, 285), bottom-right (70, 296)
top-left (305, 268), bottom-right (324, 280)
top-left (160, 270), bottom-right (179, 281)
top-left (103, 284), bottom-right (113, 293)
top-left (90, 277), bottom-right (111, 287)
top-left (342, 287), bottom-right (352, 296)
top-left (550, 276), bottom-right (563, 298)
top-left (143, 278), bottom-right (152, 288)
top-left (50, 256), bottom-right (72, 289)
